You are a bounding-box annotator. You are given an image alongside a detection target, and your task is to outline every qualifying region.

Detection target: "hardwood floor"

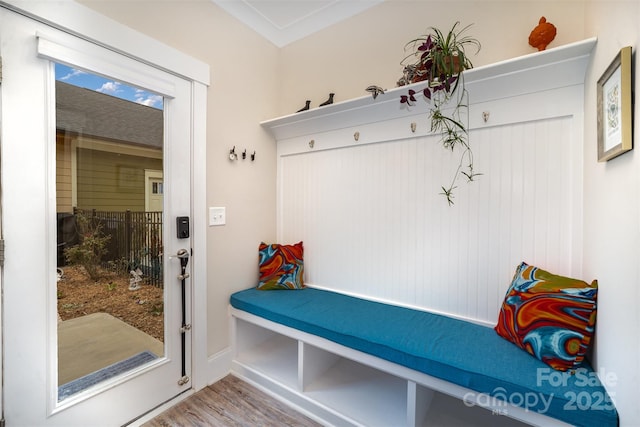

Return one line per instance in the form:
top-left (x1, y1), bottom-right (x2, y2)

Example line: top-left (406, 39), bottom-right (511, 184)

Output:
top-left (142, 374), bottom-right (532, 427)
top-left (143, 375), bottom-right (322, 427)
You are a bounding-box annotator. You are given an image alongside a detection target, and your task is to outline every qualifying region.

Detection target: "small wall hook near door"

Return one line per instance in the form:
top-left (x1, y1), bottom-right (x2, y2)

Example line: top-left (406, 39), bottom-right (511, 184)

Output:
top-left (411, 122), bottom-right (417, 133)
top-left (229, 146), bottom-right (238, 160)
top-left (482, 111), bottom-right (490, 123)
top-left (354, 131), bottom-right (360, 142)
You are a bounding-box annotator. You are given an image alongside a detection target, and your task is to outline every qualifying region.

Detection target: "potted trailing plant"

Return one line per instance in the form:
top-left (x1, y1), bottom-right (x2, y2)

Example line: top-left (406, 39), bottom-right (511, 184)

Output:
top-left (399, 22), bottom-right (481, 205)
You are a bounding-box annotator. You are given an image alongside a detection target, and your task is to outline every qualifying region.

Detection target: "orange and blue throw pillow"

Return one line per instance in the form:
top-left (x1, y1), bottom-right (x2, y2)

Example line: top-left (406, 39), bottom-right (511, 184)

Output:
top-left (257, 241), bottom-right (305, 290)
top-left (494, 262), bottom-right (597, 371)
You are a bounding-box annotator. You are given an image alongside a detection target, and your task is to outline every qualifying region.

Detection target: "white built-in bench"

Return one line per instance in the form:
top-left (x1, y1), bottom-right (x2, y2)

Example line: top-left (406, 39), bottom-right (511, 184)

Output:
top-left (230, 287), bottom-right (617, 427)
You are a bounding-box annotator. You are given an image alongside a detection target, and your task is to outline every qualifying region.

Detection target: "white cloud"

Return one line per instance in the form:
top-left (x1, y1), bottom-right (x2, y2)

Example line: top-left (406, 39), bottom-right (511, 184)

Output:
top-left (135, 93), bottom-right (163, 108)
top-left (60, 68), bottom-right (86, 81)
top-left (96, 81), bottom-right (122, 94)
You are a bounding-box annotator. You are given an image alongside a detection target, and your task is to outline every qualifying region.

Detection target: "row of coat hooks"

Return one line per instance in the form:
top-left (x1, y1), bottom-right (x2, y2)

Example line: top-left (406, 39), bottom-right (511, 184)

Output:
top-left (308, 122), bottom-right (417, 148)
top-left (229, 146), bottom-right (256, 161)
top-left (306, 111), bottom-right (492, 148)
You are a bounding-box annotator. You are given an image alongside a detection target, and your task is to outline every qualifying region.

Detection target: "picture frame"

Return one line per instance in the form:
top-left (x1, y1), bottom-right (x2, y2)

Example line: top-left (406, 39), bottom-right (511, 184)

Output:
top-left (597, 46), bottom-right (633, 162)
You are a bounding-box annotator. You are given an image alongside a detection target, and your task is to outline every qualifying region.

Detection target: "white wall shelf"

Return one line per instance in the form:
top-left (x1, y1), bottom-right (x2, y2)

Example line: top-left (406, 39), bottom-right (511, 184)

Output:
top-left (261, 38), bottom-right (596, 141)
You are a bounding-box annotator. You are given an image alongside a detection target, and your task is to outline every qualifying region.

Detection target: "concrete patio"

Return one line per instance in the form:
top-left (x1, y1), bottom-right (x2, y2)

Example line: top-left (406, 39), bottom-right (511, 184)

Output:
top-left (58, 312), bottom-right (164, 385)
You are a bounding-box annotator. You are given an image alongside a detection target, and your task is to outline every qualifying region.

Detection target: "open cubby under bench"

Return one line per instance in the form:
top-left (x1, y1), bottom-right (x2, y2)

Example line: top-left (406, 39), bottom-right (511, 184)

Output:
top-left (229, 287), bottom-right (617, 427)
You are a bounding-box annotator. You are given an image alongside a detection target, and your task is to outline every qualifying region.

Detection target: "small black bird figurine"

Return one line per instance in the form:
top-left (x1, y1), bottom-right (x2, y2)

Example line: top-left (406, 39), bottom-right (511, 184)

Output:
top-left (296, 100), bottom-right (311, 112)
top-left (319, 93), bottom-right (335, 106)
top-left (366, 85), bottom-right (385, 99)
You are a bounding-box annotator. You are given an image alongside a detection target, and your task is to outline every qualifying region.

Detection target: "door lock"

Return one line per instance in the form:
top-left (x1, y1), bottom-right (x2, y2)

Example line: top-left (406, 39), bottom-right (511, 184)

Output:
top-left (176, 216), bottom-right (190, 239)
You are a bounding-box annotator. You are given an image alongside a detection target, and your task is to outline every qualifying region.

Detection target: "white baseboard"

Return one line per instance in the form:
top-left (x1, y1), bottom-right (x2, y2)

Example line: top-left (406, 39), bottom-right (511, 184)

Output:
top-left (206, 346), bottom-right (234, 386)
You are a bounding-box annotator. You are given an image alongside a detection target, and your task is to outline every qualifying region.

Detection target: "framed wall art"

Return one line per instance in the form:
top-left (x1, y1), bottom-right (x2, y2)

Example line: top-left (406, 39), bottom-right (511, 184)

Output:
top-left (597, 46), bottom-right (633, 162)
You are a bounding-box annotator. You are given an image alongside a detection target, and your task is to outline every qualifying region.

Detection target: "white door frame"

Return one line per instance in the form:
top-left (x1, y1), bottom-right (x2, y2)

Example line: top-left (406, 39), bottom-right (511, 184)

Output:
top-left (0, 0), bottom-right (209, 421)
top-left (0, 51), bottom-right (4, 423)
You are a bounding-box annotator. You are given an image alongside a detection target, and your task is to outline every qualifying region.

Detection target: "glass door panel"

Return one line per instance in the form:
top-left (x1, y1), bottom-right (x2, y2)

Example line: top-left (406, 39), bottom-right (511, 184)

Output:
top-left (55, 63), bottom-right (166, 400)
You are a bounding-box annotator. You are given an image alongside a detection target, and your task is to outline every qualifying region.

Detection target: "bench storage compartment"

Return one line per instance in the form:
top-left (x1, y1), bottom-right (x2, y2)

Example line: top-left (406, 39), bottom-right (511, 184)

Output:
top-left (230, 287), bottom-right (617, 427)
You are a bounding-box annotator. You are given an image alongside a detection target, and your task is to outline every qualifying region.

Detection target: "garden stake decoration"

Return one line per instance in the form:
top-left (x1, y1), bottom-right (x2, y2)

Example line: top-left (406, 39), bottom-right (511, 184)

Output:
top-left (399, 22), bottom-right (481, 205)
top-left (129, 268), bottom-right (143, 291)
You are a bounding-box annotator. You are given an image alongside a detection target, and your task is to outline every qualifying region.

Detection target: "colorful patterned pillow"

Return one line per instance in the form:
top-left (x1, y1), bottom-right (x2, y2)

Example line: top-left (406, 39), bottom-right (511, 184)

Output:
top-left (257, 242), bottom-right (304, 290)
top-left (494, 262), bottom-right (598, 371)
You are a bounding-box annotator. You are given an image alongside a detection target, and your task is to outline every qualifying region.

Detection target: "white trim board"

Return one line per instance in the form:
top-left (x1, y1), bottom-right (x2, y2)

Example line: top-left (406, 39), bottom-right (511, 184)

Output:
top-left (261, 38), bottom-right (596, 141)
top-left (0, 0), bottom-right (210, 86)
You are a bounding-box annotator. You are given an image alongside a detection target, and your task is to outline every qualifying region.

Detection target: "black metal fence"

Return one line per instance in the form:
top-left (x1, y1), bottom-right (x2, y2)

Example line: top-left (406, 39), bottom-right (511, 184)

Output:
top-left (66, 208), bottom-right (164, 287)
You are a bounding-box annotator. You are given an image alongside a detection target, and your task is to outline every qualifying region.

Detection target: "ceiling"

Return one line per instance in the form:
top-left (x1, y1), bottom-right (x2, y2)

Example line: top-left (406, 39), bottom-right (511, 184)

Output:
top-left (211, 0), bottom-right (383, 47)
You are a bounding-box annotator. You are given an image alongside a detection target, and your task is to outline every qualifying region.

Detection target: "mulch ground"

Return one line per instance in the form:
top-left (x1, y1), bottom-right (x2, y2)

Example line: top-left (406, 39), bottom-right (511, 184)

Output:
top-left (57, 265), bottom-right (164, 341)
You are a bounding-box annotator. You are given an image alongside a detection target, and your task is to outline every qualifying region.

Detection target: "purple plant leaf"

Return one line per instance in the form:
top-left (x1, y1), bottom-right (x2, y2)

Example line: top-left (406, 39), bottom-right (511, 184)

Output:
top-left (400, 89), bottom-right (418, 105)
top-left (418, 35), bottom-right (433, 51)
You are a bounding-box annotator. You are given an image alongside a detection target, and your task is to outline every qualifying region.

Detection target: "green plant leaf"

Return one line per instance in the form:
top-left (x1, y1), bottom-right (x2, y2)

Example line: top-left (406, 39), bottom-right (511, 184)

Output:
top-left (399, 22), bottom-right (481, 205)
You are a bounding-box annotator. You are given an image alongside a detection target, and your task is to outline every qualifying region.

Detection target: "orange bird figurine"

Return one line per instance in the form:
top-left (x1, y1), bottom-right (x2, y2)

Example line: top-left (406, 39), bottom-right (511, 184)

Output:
top-left (529, 16), bottom-right (557, 51)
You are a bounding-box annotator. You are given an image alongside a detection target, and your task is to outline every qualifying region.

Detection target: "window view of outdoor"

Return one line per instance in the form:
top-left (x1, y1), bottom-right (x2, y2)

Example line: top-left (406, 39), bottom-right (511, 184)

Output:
top-left (55, 63), bottom-right (166, 399)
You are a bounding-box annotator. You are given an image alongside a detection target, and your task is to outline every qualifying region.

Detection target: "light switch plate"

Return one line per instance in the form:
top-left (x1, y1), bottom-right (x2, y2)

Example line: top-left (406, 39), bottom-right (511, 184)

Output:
top-left (209, 207), bottom-right (226, 226)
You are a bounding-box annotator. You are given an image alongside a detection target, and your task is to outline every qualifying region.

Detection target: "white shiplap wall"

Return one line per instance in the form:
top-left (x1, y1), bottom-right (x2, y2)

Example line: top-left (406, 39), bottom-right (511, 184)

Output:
top-left (279, 113), bottom-right (577, 324)
top-left (267, 39), bottom-right (593, 325)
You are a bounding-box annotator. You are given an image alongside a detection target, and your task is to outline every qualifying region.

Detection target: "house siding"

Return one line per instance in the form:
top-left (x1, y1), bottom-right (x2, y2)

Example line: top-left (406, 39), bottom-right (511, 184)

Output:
top-left (76, 147), bottom-right (162, 212)
top-left (56, 133), bottom-right (73, 213)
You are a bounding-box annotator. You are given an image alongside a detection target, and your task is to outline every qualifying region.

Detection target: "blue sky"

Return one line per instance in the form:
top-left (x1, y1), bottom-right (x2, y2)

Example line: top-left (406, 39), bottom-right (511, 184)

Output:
top-left (55, 63), bottom-right (164, 110)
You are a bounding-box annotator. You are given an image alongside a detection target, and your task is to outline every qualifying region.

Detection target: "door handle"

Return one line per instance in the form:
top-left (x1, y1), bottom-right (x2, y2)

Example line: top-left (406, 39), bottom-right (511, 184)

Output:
top-left (176, 248), bottom-right (189, 262)
top-left (175, 248), bottom-right (191, 384)
top-left (175, 249), bottom-right (190, 279)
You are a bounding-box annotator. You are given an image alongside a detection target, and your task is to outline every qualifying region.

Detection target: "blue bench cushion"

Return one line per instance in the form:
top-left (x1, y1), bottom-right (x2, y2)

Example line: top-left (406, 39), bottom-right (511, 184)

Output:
top-left (231, 287), bottom-right (618, 427)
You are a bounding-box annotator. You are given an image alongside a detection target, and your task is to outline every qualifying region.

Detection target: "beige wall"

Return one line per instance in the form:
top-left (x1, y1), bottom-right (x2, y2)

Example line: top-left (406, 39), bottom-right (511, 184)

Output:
top-left (277, 0), bottom-right (586, 115)
top-left (78, 2), bottom-right (640, 424)
top-left (79, 0), bottom-right (280, 355)
top-left (583, 2), bottom-right (640, 425)
top-left (78, 0), bottom-right (587, 355)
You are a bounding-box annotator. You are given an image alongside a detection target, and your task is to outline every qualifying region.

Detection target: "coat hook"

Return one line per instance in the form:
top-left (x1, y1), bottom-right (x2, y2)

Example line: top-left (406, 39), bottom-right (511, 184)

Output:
top-left (354, 131), bottom-right (360, 142)
top-left (251, 151), bottom-right (256, 161)
top-left (242, 149), bottom-right (247, 160)
top-left (229, 146), bottom-right (237, 161)
top-left (482, 111), bottom-right (490, 123)
top-left (411, 122), bottom-right (417, 133)
top-left (309, 139), bottom-right (315, 149)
